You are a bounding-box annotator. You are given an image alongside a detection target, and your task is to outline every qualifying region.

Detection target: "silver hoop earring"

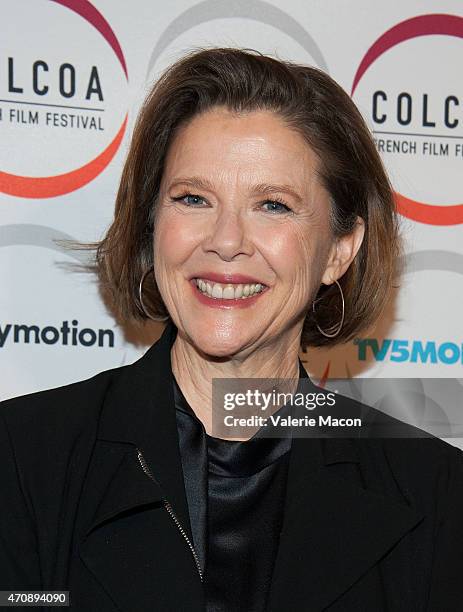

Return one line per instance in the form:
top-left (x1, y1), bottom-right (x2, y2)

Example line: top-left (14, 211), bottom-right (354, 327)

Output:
top-left (138, 266), bottom-right (169, 322)
top-left (312, 279), bottom-right (345, 338)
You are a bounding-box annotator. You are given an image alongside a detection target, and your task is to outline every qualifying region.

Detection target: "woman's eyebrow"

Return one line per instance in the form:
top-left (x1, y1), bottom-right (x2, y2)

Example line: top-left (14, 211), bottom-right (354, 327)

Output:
top-left (169, 176), bottom-right (303, 203)
top-left (251, 183), bottom-right (303, 204)
top-left (169, 176), bottom-right (215, 191)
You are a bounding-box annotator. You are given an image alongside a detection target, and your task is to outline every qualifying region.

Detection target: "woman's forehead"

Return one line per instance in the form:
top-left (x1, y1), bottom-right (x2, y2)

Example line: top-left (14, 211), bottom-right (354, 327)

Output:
top-left (162, 108), bottom-right (321, 190)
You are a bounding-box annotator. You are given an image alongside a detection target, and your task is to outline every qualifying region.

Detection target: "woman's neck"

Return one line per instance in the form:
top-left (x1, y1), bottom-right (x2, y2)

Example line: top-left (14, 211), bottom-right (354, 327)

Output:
top-left (171, 329), bottom-right (302, 438)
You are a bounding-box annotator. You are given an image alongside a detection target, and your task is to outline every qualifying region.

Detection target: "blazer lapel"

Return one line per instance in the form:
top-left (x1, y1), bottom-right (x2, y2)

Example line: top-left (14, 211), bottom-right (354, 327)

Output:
top-left (267, 430), bottom-right (425, 611)
top-left (78, 321), bottom-right (205, 611)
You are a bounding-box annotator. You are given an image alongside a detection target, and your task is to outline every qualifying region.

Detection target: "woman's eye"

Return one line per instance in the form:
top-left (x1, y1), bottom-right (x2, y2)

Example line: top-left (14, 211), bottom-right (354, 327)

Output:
top-left (261, 200), bottom-right (292, 214)
top-left (171, 193), bottom-right (206, 206)
top-left (170, 194), bottom-right (292, 213)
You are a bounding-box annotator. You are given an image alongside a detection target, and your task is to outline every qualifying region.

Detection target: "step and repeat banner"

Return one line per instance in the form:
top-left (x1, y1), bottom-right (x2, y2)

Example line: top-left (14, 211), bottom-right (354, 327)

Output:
top-left (1, 1), bottom-right (462, 444)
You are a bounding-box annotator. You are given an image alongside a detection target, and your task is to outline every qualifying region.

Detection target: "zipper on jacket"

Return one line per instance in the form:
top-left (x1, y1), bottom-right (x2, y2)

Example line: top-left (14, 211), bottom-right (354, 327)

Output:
top-left (136, 448), bottom-right (204, 583)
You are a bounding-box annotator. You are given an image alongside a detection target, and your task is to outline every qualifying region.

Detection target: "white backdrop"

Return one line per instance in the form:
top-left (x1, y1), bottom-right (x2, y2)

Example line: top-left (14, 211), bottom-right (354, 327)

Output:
top-left (1, 0), bottom-right (462, 446)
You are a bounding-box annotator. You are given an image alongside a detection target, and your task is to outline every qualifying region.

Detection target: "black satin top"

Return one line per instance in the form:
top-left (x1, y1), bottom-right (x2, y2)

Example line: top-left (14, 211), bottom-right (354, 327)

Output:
top-left (173, 361), bottom-right (309, 612)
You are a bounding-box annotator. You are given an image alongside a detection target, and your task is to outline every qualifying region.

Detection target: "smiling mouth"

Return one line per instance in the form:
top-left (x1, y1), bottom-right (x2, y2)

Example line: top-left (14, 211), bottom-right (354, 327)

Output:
top-left (193, 277), bottom-right (268, 300)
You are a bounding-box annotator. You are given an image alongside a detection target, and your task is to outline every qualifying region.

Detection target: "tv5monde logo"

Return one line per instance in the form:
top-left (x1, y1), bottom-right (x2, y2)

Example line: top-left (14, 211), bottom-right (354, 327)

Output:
top-left (0, 0), bottom-right (128, 198)
top-left (352, 13), bottom-right (463, 226)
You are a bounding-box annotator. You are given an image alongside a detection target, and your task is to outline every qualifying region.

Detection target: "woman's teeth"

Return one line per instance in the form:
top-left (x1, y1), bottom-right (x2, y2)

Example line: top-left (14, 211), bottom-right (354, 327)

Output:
top-left (194, 278), bottom-right (266, 300)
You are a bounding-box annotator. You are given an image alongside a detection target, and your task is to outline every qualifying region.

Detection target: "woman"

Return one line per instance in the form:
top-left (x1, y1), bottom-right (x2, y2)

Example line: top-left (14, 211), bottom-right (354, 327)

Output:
top-left (1, 47), bottom-right (462, 612)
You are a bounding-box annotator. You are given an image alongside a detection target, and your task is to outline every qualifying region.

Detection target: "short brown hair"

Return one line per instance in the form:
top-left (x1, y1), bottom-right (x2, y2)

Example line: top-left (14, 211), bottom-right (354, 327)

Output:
top-left (79, 47), bottom-right (401, 349)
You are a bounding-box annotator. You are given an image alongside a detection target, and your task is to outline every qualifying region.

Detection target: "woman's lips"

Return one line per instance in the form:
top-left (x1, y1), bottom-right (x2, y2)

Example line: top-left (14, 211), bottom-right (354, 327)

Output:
top-left (189, 279), bottom-right (269, 308)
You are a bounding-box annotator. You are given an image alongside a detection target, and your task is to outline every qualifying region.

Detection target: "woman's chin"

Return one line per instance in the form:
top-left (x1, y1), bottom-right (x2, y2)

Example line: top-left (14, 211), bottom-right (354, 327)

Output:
top-left (187, 324), bottom-right (256, 359)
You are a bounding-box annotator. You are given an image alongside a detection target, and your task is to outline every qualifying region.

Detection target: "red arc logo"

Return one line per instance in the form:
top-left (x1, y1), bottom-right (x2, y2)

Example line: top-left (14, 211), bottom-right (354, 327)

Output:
top-left (0, 0), bottom-right (128, 198)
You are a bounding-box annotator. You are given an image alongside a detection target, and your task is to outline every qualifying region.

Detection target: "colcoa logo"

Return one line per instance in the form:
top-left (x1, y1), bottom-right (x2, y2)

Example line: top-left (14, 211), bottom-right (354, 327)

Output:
top-left (352, 13), bottom-right (463, 225)
top-left (0, 0), bottom-right (128, 198)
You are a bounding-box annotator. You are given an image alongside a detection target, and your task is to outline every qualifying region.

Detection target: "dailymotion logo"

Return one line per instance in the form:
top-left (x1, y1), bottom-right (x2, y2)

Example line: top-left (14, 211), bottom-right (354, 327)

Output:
top-left (0, 320), bottom-right (115, 349)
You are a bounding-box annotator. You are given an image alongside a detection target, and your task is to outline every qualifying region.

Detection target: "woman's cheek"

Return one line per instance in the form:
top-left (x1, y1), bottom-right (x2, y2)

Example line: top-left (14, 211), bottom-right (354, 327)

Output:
top-left (161, 211), bottom-right (209, 254)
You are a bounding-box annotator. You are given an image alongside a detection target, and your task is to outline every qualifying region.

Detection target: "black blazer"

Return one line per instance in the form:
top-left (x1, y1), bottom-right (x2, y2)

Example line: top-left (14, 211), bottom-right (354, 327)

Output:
top-left (1, 320), bottom-right (463, 611)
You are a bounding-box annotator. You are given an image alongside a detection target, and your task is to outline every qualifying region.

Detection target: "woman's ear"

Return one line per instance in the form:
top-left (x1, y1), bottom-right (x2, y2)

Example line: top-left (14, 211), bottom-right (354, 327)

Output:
top-left (321, 216), bottom-right (365, 285)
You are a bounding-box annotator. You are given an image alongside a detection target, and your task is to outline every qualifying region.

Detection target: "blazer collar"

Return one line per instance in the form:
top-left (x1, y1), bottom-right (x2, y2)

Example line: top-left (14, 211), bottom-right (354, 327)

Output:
top-left (95, 322), bottom-right (360, 511)
top-left (79, 320), bottom-right (424, 612)
top-left (94, 319), bottom-right (193, 540)
top-left (97, 319), bottom-right (360, 464)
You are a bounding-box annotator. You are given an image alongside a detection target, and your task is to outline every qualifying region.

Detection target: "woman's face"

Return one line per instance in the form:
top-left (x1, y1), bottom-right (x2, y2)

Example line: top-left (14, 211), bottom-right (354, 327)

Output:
top-left (154, 107), bottom-right (363, 358)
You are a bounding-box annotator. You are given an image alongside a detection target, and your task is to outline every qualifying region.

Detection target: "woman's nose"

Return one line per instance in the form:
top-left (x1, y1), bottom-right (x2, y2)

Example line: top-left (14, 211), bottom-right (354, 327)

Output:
top-left (202, 207), bottom-right (253, 261)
